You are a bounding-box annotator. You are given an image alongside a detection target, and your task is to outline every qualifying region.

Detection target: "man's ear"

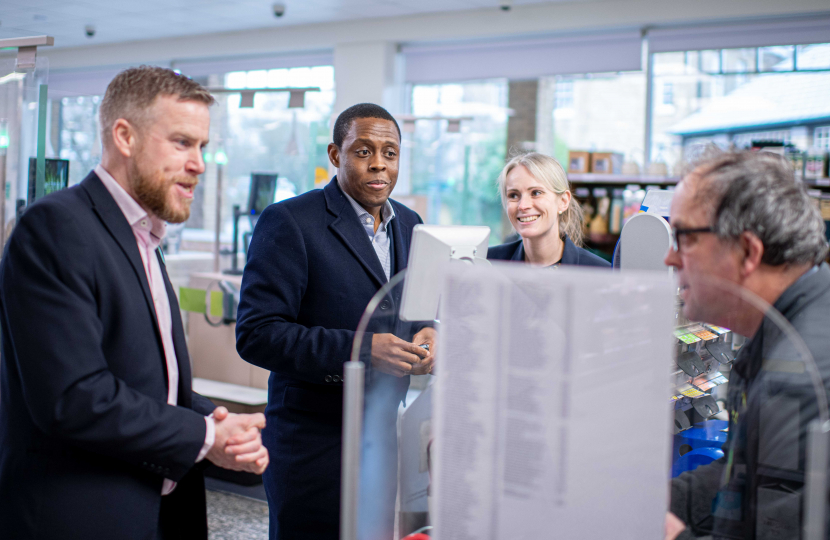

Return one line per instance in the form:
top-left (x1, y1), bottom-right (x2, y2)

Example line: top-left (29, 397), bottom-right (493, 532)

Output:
top-left (327, 143), bottom-right (340, 169)
top-left (111, 118), bottom-right (136, 158)
top-left (739, 231), bottom-right (764, 277)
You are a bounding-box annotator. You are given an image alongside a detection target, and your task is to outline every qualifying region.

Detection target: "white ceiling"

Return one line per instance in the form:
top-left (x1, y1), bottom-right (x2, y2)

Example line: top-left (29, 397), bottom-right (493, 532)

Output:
top-left (0, 0), bottom-right (582, 49)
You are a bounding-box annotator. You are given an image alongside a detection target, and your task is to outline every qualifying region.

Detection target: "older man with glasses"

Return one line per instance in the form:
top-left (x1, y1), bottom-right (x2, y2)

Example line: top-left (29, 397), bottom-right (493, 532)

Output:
top-left (662, 150), bottom-right (830, 540)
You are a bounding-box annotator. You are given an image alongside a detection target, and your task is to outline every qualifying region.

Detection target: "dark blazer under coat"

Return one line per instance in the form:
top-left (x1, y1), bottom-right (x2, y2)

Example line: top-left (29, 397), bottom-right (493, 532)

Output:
top-left (236, 177), bottom-right (423, 540)
top-left (0, 172), bottom-right (216, 540)
top-left (487, 235), bottom-right (611, 267)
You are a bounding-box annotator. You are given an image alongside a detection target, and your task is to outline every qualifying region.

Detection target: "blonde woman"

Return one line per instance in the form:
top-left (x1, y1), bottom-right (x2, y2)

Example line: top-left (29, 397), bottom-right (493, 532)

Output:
top-left (487, 152), bottom-right (610, 268)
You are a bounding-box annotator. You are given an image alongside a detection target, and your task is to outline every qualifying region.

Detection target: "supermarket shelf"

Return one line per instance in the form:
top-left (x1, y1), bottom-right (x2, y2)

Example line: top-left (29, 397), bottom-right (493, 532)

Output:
top-left (568, 173), bottom-right (680, 185)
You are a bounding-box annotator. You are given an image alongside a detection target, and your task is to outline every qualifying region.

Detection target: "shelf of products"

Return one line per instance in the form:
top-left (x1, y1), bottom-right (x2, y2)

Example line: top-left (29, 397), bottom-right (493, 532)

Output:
top-left (568, 173), bottom-right (680, 185)
top-left (671, 322), bottom-right (737, 429)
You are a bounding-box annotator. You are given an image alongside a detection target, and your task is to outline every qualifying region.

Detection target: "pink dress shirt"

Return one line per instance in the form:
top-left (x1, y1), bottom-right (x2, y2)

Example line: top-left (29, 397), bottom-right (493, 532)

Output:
top-left (95, 165), bottom-right (214, 495)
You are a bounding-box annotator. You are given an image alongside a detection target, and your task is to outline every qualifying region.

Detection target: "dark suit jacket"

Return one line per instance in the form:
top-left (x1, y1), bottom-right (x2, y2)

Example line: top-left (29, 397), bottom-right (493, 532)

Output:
top-left (0, 172), bottom-right (216, 540)
top-left (487, 235), bottom-right (611, 267)
top-left (236, 177), bottom-right (423, 539)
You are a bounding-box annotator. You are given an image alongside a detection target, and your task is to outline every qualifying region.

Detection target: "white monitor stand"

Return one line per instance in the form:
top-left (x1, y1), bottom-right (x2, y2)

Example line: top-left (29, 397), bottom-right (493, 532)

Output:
top-left (399, 225), bottom-right (490, 322)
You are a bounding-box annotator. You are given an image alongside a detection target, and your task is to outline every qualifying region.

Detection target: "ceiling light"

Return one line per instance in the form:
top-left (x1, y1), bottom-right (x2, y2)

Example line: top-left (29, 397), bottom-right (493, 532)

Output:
top-left (0, 72), bottom-right (26, 85)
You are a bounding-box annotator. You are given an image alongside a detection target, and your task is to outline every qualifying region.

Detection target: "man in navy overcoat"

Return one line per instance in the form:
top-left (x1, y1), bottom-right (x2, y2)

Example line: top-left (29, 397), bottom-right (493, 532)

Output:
top-left (237, 103), bottom-right (436, 540)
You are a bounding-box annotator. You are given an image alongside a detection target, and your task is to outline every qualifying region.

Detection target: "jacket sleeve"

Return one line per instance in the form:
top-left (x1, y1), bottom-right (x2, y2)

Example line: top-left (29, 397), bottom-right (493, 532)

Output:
top-left (670, 457), bottom-right (725, 536)
top-left (190, 392), bottom-right (218, 416)
top-left (236, 203), bottom-right (373, 383)
top-left (0, 201), bottom-right (207, 481)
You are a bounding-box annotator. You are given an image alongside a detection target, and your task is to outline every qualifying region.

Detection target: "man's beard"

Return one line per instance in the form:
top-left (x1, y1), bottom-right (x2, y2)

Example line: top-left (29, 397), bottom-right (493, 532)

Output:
top-left (128, 161), bottom-right (194, 224)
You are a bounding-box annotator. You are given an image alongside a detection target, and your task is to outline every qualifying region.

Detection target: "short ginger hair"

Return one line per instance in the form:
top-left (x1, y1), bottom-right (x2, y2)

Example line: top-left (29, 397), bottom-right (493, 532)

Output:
top-left (99, 65), bottom-right (214, 146)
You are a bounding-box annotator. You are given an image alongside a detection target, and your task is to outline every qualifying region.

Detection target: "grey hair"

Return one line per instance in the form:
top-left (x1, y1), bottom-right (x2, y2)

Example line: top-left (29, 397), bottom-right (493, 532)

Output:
top-left (497, 152), bottom-right (585, 247)
top-left (691, 149), bottom-right (828, 266)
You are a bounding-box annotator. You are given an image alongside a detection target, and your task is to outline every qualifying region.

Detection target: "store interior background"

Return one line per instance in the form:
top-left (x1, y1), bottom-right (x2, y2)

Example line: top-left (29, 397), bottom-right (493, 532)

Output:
top-left (3, 0), bottom-right (829, 285)
top-left (2, 0), bottom-right (830, 535)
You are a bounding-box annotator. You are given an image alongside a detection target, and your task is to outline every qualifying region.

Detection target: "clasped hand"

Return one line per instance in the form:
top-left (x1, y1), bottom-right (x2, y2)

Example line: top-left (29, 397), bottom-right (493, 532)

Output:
top-left (206, 407), bottom-right (269, 475)
top-left (371, 327), bottom-right (437, 377)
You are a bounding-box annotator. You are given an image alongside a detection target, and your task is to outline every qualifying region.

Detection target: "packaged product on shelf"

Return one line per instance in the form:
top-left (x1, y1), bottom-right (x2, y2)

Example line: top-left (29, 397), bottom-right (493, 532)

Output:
top-left (786, 147), bottom-right (805, 179)
top-left (576, 188), bottom-right (595, 238)
top-left (568, 150), bottom-right (591, 173)
top-left (590, 191), bottom-right (610, 235)
top-left (591, 152), bottom-right (624, 174)
top-left (805, 148), bottom-right (826, 180)
top-left (820, 196), bottom-right (830, 221)
top-left (622, 185), bottom-right (645, 225)
top-left (610, 189), bottom-right (624, 234)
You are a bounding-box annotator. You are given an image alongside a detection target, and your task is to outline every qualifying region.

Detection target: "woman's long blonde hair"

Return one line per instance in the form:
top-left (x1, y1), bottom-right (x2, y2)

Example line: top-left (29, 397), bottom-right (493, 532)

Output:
top-left (497, 152), bottom-right (585, 247)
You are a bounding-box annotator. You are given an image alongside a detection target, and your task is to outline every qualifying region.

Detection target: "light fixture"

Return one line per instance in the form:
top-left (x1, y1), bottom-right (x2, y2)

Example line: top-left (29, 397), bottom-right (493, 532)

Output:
top-left (288, 89), bottom-right (305, 108)
top-left (206, 86), bottom-right (321, 109)
top-left (0, 35), bottom-right (54, 71)
top-left (396, 115), bottom-right (473, 134)
top-left (240, 90), bottom-right (255, 108)
top-left (214, 150), bottom-right (228, 165)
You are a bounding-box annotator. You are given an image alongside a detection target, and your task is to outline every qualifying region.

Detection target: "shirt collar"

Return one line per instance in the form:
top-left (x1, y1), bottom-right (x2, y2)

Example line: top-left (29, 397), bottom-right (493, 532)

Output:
top-left (340, 186), bottom-right (395, 228)
top-left (95, 164), bottom-right (167, 243)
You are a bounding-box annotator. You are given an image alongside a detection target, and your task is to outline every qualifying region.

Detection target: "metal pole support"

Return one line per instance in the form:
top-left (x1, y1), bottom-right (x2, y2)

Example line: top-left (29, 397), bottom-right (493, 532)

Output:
top-left (341, 361), bottom-right (365, 540)
top-left (213, 163), bottom-right (223, 273)
top-left (804, 419), bottom-right (829, 540)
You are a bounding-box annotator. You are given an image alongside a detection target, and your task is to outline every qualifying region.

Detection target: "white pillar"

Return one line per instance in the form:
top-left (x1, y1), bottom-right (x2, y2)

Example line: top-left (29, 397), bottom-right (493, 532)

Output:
top-left (331, 41), bottom-right (411, 194)
top-left (333, 41), bottom-right (405, 117)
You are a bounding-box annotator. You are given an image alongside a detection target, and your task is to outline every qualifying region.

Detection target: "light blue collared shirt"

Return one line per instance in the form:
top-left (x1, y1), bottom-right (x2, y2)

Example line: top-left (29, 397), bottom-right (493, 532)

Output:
top-left (341, 188), bottom-right (396, 280)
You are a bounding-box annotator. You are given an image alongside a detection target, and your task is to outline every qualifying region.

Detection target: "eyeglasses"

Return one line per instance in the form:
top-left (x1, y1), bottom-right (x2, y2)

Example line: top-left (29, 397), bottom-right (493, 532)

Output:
top-left (670, 227), bottom-right (713, 253)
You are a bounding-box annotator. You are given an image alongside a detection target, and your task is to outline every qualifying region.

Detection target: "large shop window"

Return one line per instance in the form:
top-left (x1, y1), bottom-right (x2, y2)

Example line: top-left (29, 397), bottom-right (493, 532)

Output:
top-left (59, 95), bottom-right (102, 187)
top-left (184, 65), bottom-right (335, 248)
top-left (406, 80), bottom-right (509, 243)
top-left (541, 71), bottom-right (647, 172)
top-left (50, 64), bottom-right (335, 254)
top-left (650, 42), bottom-right (830, 175)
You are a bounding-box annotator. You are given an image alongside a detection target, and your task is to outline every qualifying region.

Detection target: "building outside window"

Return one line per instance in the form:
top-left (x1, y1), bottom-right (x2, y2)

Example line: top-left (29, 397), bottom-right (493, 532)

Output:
top-left (58, 95), bottom-right (102, 187)
top-left (652, 42), bottom-right (830, 173)
top-left (554, 80), bottom-right (574, 110)
top-left (542, 72), bottom-right (647, 170)
top-left (187, 65), bottom-right (335, 248)
top-left (662, 81), bottom-right (674, 105)
top-left (815, 126), bottom-right (830, 149)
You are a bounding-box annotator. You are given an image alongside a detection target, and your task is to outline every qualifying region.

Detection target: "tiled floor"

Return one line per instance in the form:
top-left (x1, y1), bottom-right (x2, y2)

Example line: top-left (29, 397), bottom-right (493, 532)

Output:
top-left (207, 489), bottom-right (269, 540)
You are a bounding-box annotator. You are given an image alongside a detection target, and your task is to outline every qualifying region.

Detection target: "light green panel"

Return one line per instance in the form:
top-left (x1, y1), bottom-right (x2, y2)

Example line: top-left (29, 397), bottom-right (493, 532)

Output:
top-left (36, 84), bottom-right (48, 201)
top-left (179, 287), bottom-right (223, 317)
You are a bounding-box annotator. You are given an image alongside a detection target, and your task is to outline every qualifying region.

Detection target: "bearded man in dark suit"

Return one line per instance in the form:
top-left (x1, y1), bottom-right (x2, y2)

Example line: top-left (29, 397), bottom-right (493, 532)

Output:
top-left (0, 66), bottom-right (268, 540)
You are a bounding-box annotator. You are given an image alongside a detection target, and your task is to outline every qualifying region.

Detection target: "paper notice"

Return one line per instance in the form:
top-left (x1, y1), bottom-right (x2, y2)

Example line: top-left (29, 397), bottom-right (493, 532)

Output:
top-left (432, 263), bottom-right (675, 540)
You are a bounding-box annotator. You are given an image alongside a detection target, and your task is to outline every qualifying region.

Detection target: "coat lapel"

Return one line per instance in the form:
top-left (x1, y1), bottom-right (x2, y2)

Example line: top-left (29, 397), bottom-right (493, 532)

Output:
top-left (512, 240), bottom-right (525, 262)
top-left (81, 173), bottom-right (162, 340)
top-left (389, 204), bottom-right (409, 276)
top-left (324, 177), bottom-right (388, 288)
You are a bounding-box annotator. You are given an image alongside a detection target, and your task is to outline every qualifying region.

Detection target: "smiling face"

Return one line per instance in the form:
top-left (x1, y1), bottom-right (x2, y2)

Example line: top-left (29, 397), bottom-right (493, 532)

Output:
top-left (328, 117), bottom-right (400, 214)
top-left (504, 164), bottom-right (570, 242)
top-left (664, 175), bottom-right (744, 325)
top-left (127, 95), bottom-right (209, 223)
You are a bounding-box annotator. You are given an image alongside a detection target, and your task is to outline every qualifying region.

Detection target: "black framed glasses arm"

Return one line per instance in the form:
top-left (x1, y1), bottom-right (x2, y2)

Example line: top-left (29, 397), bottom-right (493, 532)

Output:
top-left (670, 227), bottom-right (714, 252)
